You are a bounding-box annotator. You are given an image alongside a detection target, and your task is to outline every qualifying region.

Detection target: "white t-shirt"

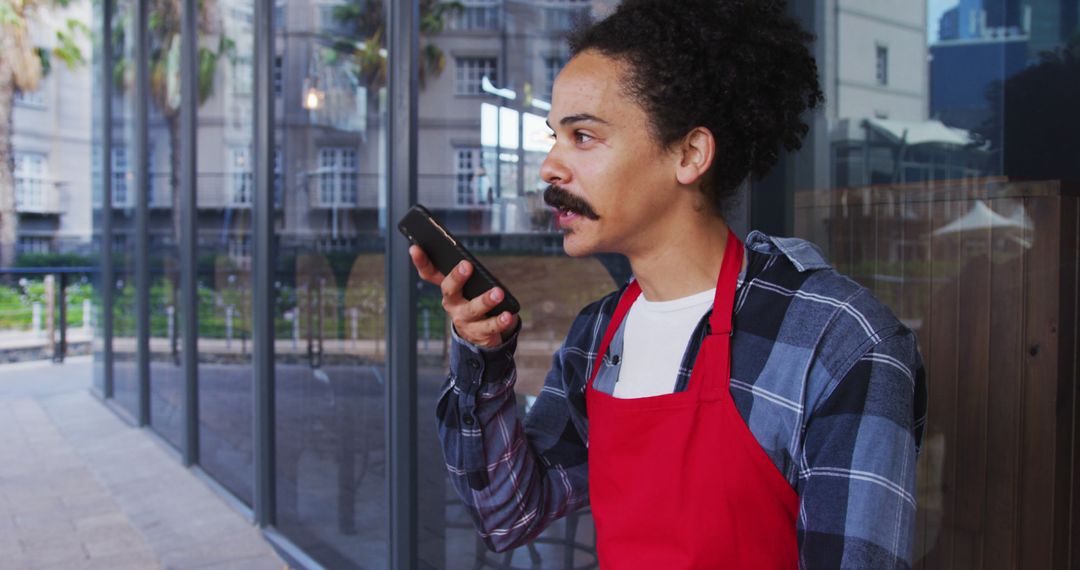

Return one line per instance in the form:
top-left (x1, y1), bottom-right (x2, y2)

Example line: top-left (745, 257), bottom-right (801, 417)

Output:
top-left (613, 288), bottom-right (716, 399)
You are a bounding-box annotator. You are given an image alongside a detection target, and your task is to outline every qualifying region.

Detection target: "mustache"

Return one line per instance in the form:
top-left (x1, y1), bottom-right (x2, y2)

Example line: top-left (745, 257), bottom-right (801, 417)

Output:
top-left (543, 185), bottom-right (600, 220)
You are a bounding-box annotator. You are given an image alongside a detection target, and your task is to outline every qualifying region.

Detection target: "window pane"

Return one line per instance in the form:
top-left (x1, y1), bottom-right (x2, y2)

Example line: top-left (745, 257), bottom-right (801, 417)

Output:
top-left (194, 0), bottom-right (257, 505)
top-left (110, 0), bottom-right (140, 420)
top-left (783, 2), bottom-right (1080, 566)
top-left (92, 0), bottom-right (106, 395)
top-left (146, 0), bottom-right (185, 450)
top-left (271, 0), bottom-right (388, 565)
top-left (417, 2), bottom-right (615, 566)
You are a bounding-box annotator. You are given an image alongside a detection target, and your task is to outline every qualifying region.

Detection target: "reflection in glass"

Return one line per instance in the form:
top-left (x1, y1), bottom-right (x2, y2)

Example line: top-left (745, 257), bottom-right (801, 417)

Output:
top-left (110, 0), bottom-right (140, 420)
top-left (145, 0), bottom-right (186, 449)
top-left (789, 2), bottom-right (1080, 566)
top-left (271, 0), bottom-right (389, 565)
top-left (416, 1), bottom-right (607, 567)
top-left (92, 0), bottom-right (106, 396)
top-left (196, 0), bottom-right (256, 506)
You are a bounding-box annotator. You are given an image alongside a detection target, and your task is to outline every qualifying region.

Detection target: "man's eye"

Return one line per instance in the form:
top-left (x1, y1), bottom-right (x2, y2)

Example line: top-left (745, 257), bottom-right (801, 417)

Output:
top-left (574, 131), bottom-right (594, 143)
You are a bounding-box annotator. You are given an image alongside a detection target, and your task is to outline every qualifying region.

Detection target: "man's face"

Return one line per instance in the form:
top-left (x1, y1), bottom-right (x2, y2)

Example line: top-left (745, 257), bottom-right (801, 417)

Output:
top-left (542, 50), bottom-right (683, 258)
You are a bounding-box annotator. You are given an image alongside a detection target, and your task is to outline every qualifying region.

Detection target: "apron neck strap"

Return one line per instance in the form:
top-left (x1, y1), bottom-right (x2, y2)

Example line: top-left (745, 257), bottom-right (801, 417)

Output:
top-left (585, 229), bottom-right (743, 390)
top-left (586, 279), bottom-right (641, 390)
top-left (708, 229), bottom-right (744, 336)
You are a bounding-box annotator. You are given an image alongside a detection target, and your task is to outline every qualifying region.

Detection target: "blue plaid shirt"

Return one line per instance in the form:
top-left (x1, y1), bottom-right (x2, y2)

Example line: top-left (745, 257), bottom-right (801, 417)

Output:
top-left (438, 231), bottom-right (927, 569)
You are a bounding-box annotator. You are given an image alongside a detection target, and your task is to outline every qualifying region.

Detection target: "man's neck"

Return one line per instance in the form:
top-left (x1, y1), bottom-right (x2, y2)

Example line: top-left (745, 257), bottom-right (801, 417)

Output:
top-left (627, 213), bottom-right (732, 302)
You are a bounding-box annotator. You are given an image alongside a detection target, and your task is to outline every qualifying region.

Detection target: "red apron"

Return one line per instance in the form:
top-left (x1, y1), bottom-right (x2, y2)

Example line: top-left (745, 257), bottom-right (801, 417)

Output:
top-left (586, 230), bottom-right (798, 568)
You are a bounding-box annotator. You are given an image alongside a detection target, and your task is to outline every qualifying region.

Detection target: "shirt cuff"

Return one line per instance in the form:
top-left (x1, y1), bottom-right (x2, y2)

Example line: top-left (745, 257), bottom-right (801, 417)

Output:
top-left (449, 321), bottom-right (520, 392)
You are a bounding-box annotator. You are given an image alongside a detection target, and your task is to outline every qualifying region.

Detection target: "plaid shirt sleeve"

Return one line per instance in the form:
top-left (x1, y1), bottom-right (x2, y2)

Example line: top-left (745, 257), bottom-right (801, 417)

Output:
top-left (797, 326), bottom-right (927, 570)
top-left (436, 303), bottom-right (602, 553)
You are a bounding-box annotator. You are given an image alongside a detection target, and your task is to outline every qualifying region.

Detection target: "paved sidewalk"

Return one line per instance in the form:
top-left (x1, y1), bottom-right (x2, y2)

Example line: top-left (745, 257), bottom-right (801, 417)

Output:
top-left (0, 357), bottom-right (285, 569)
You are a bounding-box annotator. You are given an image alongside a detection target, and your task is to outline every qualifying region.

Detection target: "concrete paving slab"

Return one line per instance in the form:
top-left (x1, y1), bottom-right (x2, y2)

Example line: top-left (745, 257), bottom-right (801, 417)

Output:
top-left (0, 356), bottom-right (284, 570)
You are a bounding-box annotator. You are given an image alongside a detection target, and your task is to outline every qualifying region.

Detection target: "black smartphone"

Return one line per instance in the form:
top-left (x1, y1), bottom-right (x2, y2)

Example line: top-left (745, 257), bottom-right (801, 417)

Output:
top-left (398, 204), bottom-right (520, 318)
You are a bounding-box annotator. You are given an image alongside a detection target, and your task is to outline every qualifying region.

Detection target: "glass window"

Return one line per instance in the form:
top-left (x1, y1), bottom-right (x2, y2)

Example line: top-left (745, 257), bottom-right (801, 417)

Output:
top-left (543, 54), bottom-right (567, 99)
top-left (417, 2), bottom-right (613, 567)
top-left (109, 0), bottom-right (140, 421)
top-left (876, 44), bottom-right (888, 85)
top-left (13, 152), bottom-right (48, 211)
top-left (232, 56), bottom-right (254, 96)
top-left (785, 2), bottom-right (1080, 567)
top-left (539, 0), bottom-right (589, 32)
top-left (194, 0), bottom-right (257, 506)
top-left (274, 55), bottom-right (283, 98)
top-left (316, 147), bottom-right (358, 205)
top-left (454, 56), bottom-right (497, 95)
top-left (144, 0), bottom-right (185, 449)
top-left (271, 0), bottom-right (388, 565)
top-left (445, 0), bottom-right (502, 31)
top-left (229, 146), bottom-right (254, 205)
top-left (111, 147), bottom-right (130, 208)
top-left (454, 147), bottom-right (492, 206)
top-left (15, 88), bottom-right (46, 107)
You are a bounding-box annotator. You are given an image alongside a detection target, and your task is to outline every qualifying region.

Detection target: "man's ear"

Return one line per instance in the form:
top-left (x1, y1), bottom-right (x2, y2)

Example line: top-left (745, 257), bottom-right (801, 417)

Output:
top-left (675, 127), bottom-right (716, 186)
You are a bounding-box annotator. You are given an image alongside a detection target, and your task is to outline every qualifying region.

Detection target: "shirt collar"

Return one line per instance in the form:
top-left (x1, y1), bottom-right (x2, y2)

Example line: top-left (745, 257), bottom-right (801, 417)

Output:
top-left (744, 230), bottom-right (832, 272)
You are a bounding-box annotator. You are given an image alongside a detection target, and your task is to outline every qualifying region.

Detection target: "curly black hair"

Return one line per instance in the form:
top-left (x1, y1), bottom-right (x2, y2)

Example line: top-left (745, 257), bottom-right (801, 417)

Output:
top-left (567, 0), bottom-right (824, 213)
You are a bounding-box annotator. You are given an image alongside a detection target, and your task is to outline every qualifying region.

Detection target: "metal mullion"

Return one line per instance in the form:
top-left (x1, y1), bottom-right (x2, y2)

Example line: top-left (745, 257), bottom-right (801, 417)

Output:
top-left (134, 0), bottom-right (150, 426)
top-left (180, 0), bottom-right (199, 466)
top-left (387, 0), bottom-right (419, 567)
top-left (102, 0), bottom-right (115, 399)
top-left (252, 0), bottom-right (276, 528)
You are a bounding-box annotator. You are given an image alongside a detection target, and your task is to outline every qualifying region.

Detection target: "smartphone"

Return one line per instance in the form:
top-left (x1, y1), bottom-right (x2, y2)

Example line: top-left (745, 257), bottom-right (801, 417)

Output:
top-left (398, 204), bottom-right (520, 318)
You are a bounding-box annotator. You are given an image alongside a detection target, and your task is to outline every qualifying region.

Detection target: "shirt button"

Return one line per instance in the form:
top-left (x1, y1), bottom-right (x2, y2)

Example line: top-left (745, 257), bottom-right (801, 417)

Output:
top-left (610, 354), bottom-right (620, 365)
top-left (468, 359), bottom-right (480, 370)
top-left (462, 414), bottom-right (475, 426)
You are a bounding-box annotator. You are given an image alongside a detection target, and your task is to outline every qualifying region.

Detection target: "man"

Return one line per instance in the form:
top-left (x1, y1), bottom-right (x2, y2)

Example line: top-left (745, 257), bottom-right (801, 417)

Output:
top-left (410, 0), bottom-right (926, 567)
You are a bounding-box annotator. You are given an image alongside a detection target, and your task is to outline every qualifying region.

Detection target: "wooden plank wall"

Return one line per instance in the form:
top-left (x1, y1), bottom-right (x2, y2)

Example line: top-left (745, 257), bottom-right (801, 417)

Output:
top-left (793, 180), bottom-right (1078, 569)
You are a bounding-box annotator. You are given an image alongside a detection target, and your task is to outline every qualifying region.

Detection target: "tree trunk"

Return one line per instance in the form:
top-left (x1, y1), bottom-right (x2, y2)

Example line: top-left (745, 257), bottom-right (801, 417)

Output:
top-left (0, 62), bottom-right (19, 269)
top-left (167, 111), bottom-right (181, 242)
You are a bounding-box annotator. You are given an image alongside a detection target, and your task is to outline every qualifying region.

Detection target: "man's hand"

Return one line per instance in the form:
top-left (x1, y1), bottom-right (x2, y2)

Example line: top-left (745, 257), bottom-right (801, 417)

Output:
top-left (409, 245), bottom-right (519, 348)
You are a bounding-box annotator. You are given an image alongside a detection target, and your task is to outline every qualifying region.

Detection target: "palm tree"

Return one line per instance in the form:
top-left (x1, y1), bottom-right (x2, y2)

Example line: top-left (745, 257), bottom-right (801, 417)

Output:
top-left (0, 0), bottom-right (87, 267)
top-left (140, 0), bottom-right (231, 241)
top-left (326, 0), bottom-right (461, 92)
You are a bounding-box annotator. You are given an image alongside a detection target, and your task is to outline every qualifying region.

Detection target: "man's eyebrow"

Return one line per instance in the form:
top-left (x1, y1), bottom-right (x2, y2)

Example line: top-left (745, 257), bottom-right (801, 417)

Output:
top-left (545, 114), bottom-right (611, 130)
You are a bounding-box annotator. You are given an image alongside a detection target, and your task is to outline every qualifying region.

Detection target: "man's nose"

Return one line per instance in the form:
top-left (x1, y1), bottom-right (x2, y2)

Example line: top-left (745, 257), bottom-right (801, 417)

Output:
top-left (540, 150), bottom-right (569, 185)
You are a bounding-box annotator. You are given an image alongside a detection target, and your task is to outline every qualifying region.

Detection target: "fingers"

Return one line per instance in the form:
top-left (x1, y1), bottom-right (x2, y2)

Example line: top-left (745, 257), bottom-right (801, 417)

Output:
top-left (442, 262), bottom-right (518, 347)
top-left (409, 245), bottom-right (444, 285)
top-left (455, 310), bottom-right (519, 348)
top-left (439, 259), bottom-right (471, 304)
top-left (412, 250), bottom-right (518, 347)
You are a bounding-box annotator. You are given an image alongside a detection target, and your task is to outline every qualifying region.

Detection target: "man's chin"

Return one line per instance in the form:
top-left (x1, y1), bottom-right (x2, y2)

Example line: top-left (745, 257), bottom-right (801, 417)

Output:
top-left (560, 231), bottom-right (595, 258)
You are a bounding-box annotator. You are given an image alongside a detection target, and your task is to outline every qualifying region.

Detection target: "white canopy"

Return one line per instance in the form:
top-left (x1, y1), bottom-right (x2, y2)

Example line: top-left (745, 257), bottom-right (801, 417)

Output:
top-left (933, 200), bottom-right (1024, 235)
top-left (865, 118), bottom-right (972, 147)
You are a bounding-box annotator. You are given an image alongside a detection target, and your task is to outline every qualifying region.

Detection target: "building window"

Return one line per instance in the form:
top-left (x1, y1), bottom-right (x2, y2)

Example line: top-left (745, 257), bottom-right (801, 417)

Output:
top-left (13, 152), bottom-right (48, 210)
top-left (274, 146), bottom-right (283, 207)
top-left (233, 56), bottom-right (253, 96)
top-left (541, 0), bottom-right (589, 32)
top-left (14, 88), bottom-right (45, 107)
top-left (112, 147), bottom-right (130, 207)
top-left (17, 236), bottom-right (53, 255)
top-left (229, 146), bottom-right (253, 205)
top-left (318, 3), bottom-right (349, 35)
top-left (228, 235), bottom-right (252, 258)
top-left (455, 148), bottom-right (492, 206)
top-left (317, 147), bottom-right (357, 205)
top-left (876, 45), bottom-right (888, 86)
top-left (274, 55), bottom-right (283, 98)
top-left (455, 57), bottom-right (498, 96)
top-left (543, 55), bottom-right (567, 98)
top-left (446, 0), bottom-right (502, 31)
